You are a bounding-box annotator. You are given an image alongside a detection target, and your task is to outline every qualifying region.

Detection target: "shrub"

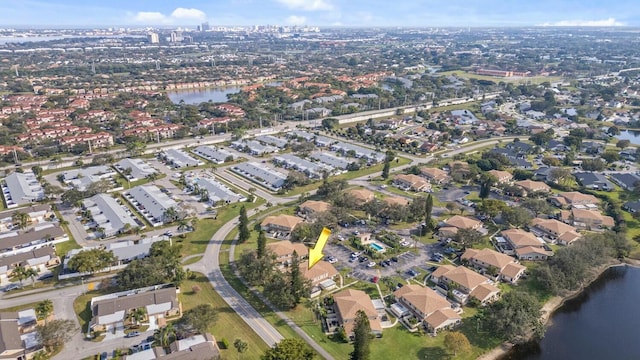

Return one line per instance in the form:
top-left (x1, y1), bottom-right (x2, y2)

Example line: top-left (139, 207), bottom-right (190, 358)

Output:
top-left (220, 338), bottom-right (229, 349)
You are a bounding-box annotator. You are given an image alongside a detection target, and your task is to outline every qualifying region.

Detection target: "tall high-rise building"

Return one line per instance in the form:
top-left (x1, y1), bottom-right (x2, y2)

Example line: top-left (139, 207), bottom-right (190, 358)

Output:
top-left (201, 22), bottom-right (210, 31)
top-left (147, 32), bottom-right (159, 44)
top-left (170, 30), bottom-right (183, 43)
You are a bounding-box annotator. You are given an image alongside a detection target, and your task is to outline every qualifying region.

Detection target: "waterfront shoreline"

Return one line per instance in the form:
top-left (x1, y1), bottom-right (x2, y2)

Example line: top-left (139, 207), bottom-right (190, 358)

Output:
top-left (477, 260), bottom-right (631, 360)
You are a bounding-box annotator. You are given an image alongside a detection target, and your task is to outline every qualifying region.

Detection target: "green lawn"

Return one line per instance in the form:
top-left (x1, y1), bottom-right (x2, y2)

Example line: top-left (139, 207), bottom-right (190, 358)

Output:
top-left (55, 238), bottom-right (81, 257)
top-left (0, 301), bottom-right (41, 312)
top-left (177, 199), bottom-right (264, 258)
top-left (180, 274), bottom-right (269, 359)
top-left (279, 156), bottom-right (412, 197)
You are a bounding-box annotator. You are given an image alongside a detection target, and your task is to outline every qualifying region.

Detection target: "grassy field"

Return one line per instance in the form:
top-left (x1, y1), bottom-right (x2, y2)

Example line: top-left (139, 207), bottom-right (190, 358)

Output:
top-left (177, 199), bottom-right (264, 258)
top-left (436, 70), bottom-right (563, 85)
top-left (0, 301), bottom-right (41, 312)
top-left (278, 156), bottom-right (412, 197)
top-left (180, 274), bottom-right (269, 359)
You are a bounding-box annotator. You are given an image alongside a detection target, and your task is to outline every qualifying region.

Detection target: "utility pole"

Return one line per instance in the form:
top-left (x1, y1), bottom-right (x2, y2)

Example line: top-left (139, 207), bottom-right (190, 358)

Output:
top-left (156, 60), bottom-right (160, 70)
top-left (91, 61), bottom-right (96, 74)
top-left (87, 139), bottom-right (93, 154)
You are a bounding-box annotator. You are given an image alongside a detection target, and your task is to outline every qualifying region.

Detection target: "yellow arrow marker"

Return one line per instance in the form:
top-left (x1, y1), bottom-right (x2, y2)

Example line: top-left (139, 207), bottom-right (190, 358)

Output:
top-left (308, 227), bottom-right (331, 270)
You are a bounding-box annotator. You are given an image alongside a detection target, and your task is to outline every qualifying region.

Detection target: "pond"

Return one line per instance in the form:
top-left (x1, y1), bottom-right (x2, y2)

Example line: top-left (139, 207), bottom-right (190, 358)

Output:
top-left (503, 266), bottom-right (640, 360)
top-left (615, 130), bottom-right (640, 145)
top-left (167, 86), bottom-right (242, 105)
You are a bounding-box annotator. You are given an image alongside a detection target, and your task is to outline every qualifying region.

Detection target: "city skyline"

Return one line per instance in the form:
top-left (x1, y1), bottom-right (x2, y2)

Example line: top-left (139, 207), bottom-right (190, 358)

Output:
top-left (1, 0), bottom-right (640, 28)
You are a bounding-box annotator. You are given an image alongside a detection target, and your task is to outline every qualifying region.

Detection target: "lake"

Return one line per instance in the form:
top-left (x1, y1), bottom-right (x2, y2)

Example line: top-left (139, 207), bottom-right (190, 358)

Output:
top-left (167, 81), bottom-right (282, 105)
top-left (615, 130), bottom-right (640, 145)
top-left (503, 266), bottom-right (640, 360)
top-left (167, 86), bottom-right (242, 104)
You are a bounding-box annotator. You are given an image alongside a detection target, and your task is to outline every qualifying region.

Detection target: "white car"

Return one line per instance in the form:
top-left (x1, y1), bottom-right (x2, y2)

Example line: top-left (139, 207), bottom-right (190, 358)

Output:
top-left (367, 262), bottom-right (376, 268)
top-left (327, 257), bottom-right (338, 264)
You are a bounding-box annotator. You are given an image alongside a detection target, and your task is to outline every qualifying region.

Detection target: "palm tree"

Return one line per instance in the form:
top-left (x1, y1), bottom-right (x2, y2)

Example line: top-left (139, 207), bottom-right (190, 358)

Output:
top-left (177, 218), bottom-right (189, 232)
top-left (25, 267), bottom-right (38, 285)
top-left (190, 217), bottom-right (199, 231)
top-left (35, 300), bottom-right (54, 322)
top-left (234, 338), bottom-right (248, 359)
top-left (153, 324), bottom-right (176, 348)
top-left (128, 307), bottom-right (147, 327)
top-left (163, 207), bottom-right (179, 223)
top-left (11, 266), bottom-right (29, 286)
top-left (12, 211), bottom-right (31, 229)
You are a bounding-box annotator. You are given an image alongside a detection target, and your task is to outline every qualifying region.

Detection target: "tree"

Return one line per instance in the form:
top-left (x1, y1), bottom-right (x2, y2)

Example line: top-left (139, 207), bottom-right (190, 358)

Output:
top-left (163, 207), bottom-right (180, 223)
top-left (350, 310), bottom-right (371, 360)
top-left (521, 199), bottom-right (553, 217)
top-left (257, 230), bottom-right (267, 259)
top-left (477, 199), bottom-right (507, 219)
top-left (601, 150), bottom-right (620, 164)
top-left (289, 251), bottom-right (309, 306)
top-left (36, 319), bottom-right (78, 351)
top-left (180, 304), bottom-right (217, 334)
top-left (321, 118), bottom-right (339, 130)
top-left (11, 211), bottom-right (31, 229)
top-left (262, 338), bottom-right (315, 360)
top-left (548, 167), bottom-right (572, 184)
top-left (423, 194), bottom-right (434, 235)
top-left (455, 228), bottom-right (484, 249)
top-left (444, 332), bottom-right (471, 356)
top-left (479, 173), bottom-right (497, 199)
top-left (127, 307), bottom-right (147, 327)
top-left (238, 205), bottom-right (250, 243)
top-left (616, 139), bottom-right (631, 149)
top-left (483, 291), bottom-right (544, 344)
top-left (234, 338), bottom-right (248, 359)
top-left (381, 158), bottom-right (390, 180)
top-left (11, 265), bottom-right (30, 286)
top-left (446, 202), bottom-right (458, 214)
top-left (67, 248), bottom-right (116, 274)
top-left (502, 207), bottom-right (533, 228)
top-left (35, 300), bottom-right (54, 322)
top-left (153, 324), bottom-right (177, 348)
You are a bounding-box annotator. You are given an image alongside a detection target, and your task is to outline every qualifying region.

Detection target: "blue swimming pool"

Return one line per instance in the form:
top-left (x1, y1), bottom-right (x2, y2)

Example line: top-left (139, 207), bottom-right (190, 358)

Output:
top-left (370, 243), bottom-right (384, 252)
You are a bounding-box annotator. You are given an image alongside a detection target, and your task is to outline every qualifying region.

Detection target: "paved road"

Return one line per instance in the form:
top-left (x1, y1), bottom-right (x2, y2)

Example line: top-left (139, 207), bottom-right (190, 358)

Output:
top-left (187, 205), bottom-right (336, 359)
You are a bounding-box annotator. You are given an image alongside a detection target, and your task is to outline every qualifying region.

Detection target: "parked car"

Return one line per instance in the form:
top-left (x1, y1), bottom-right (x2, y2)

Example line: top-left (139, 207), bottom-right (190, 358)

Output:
top-left (37, 273), bottom-right (54, 281)
top-left (391, 257), bottom-right (399, 262)
top-left (367, 261), bottom-right (376, 268)
top-left (371, 276), bottom-right (379, 284)
top-left (125, 331), bottom-right (141, 338)
top-left (3, 283), bottom-right (22, 292)
top-left (100, 352), bottom-right (108, 360)
top-left (407, 269), bottom-right (418, 277)
top-left (326, 256), bottom-right (337, 264)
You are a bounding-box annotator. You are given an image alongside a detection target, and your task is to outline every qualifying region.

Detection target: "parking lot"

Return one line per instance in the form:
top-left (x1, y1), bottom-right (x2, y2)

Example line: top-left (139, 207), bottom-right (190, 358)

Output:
top-left (324, 238), bottom-right (443, 284)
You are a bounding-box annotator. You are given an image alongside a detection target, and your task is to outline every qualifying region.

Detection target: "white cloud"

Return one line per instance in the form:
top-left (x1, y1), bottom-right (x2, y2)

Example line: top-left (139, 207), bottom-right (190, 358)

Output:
top-left (275, 0), bottom-right (333, 11)
top-left (170, 7), bottom-right (206, 21)
top-left (134, 11), bottom-right (168, 23)
top-left (132, 7), bottom-right (207, 24)
top-left (286, 15), bottom-right (307, 25)
top-left (540, 17), bottom-right (625, 27)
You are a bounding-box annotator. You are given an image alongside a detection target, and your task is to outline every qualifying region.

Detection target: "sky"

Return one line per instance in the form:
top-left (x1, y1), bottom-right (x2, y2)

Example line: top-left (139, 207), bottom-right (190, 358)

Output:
top-left (1, 0), bottom-right (639, 28)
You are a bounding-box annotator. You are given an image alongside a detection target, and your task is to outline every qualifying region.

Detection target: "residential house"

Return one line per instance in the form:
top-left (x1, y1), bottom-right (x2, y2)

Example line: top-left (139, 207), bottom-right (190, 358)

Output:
top-left (0, 309), bottom-right (41, 359)
top-left (435, 266), bottom-right (501, 305)
top-left (187, 177), bottom-right (245, 205)
top-left (550, 192), bottom-right (600, 208)
top-left (499, 229), bottom-right (551, 260)
top-left (0, 247), bottom-right (60, 284)
top-left (419, 168), bottom-right (450, 184)
top-left (488, 170), bottom-right (513, 184)
top-left (299, 260), bottom-right (338, 287)
top-left (443, 215), bottom-right (482, 230)
top-left (232, 162), bottom-right (287, 191)
top-left (610, 173), bottom-right (640, 191)
top-left (392, 284), bottom-right (460, 334)
top-left (332, 289), bottom-right (382, 338)
top-left (530, 218), bottom-right (579, 245)
top-left (348, 188), bottom-right (375, 205)
top-left (299, 200), bottom-right (331, 216)
top-left (393, 174), bottom-right (431, 192)
top-left (0, 224), bottom-right (68, 256)
top-left (90, 287), bottom-right (181, 332)
top-left (122, 333), bottom-right (221, 360)
top-left (266, 240), bottom-right (308, 267)
top-left (1, 172), bottom-right (45, 208)
top-left (123, 185), bottom-right (179, 227)
top-left (515, 180), bottom-right (551, 194)
top-left (114, 159), bottom-right (157, 182)
top-left (383, 196), bottom-right (410, 207)
top-left (623, 200), bottom-right (640, 213)
top-left (561, 208), bottom-right (615, 230)
top-left (574, 172), bottom-right (613, 191)
top-left (461, 248), bottom-right (526, 283)
top-left (82, 194), bottom-right (140, 238)
top-left (191, 146), bottom-right (234, 165)
top-left (514, 246), bottom-right (553, 261)
top-left (0, 204), bottom-right (53, 233)
top-left (160, 149), bottom-right (204, 169)
top-left (260, 215), bottom-right (304, 234)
